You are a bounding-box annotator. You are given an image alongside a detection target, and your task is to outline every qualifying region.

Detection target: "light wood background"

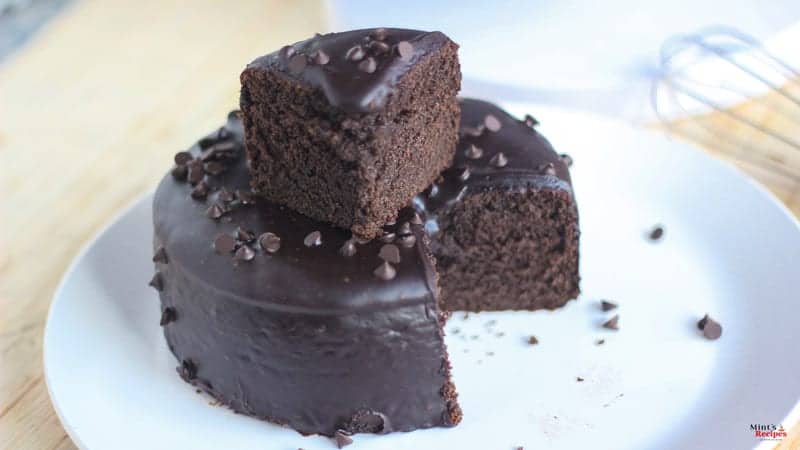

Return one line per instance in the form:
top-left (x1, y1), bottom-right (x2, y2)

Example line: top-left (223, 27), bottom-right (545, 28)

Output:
top-left (0, 1), bottom-right (797, 449)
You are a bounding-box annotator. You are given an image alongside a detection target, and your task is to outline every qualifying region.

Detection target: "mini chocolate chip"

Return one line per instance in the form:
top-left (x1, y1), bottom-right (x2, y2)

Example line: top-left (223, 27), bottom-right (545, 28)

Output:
top-left (600, 300), bottom-right (617, 311)
top-left (160, 307), bottom-right (176, 326)
top-left (396, 41), bottom-right (414, 61)
top-left (234, 245), bottom-right (255, 262)
top-left (697, 314), bottom-right (710, 330)
top-left (174, 151), bottom-right (193, 165)
top-left (373, 261), bottom-right (396, 280)
top-left (218, 189), bottom-right (235, 203)
top-left (540, 162), bottom-right (557, 176)
top-left (602, 315), bottom-right (620, 331)
top-left (596, 339), bottom-right (605, 345)
top-left (206, 203), bottom-right (225, 220)
top-left (523, 114), bottom-right (539, 127)
top-left (236, 189), bottom-right (255, 205)
top-left (204, 161), bottom-right (224, 176)
top-left (369, 40), bottom-right (390, 55)
top-left (649, 225), bottom-right (664, 241)
top-left (410, 212), bottom-right (424, 225)
top-left (213, 234), bottom-right (236, 254)
top-left (171, 164), bottom-right (188, 181)
top-left (304, 231), bottom-right (322, 247)
top-left (398, 233), bottom-right (416, 248)
top-left (236, 227), bottom-right (255, 243)
top-left (152, 246), bottom-right (168, 264)
top-left (334, 430), bottom-right (353, 449)
top-left (380, 232), bottom-right (396, 243)
top-left (490, 152), bottom-right (508, 168)
top-left (371, 27), bottom-right (387, 41)
top-left (379, 244), bottom-right (401, 264)
top-left (288, 54), bottom-right (307, 74)
top-left (339, 240), bottom-right (357, 257)
top-left (458, 167), bottom-right (471, 181)
top-left (345, 45), bottom-right (365, 61)
top-left (281, 45), bottom-right (296, 58)
top-left (149, 273), bottom-right (163, 291)
top-left (484, 114), bottom-right (502, 132)
top-left (465, 144), bottom-right (483, 159)
top-left (191, 181), bottom-right (209, 200)
top-left (702, 319), bottom-right (723, 340)
top-left (311, 49), bottom-right (330, 65)
top-left (258, 232), bottom-right (281, 253)
top-left (527, 335), bottom-right (539, 345)
top-left (358, 57), bottom-right (377, 73)
top-left (187, 162), bottom-right (205, 184)
top-left (397, 221), bottom-right (412, 236)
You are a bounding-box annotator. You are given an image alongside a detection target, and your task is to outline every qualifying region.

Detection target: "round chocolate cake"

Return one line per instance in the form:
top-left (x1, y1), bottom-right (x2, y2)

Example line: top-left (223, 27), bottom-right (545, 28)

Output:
top-left (151, 112), bottom-right (461, 437)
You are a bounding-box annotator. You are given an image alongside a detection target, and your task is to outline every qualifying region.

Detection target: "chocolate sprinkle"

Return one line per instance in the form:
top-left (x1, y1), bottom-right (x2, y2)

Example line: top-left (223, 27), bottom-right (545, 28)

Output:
top-left (358, 57), bottom-right (377, 73)
top-left (160, 307), bottom-right (176, 326)
top-left (345, 45), bottom-right (365, 61)
top-left (484, 114), bottom-right (502, 132)
top-left (152, 246), bottom-right (168, 264)
top-left (171, 164), bottom-right (188, 181)
top-left (258, 232), bottom-right (281, 253)
top-left (213, 234), bottom-right (236, 254)
top-left (206, 203), bottom-right (225, 220)
top-left (379, 244), bottom-right (401, 264)
top-left (648, 225), bottom-right (665, 241)
top-left (465, 144), bottom-right (483, 159)
top-left (174, 151), bottom-right (193, 165)
top-left (334, 430), bottom-right (353, 449)
top-left (304, 231), bottom-right (322, 247)
top-left (149, 272), bottom-right (163, 291)
top-left (339, 240), bottom-right (357, 257)
top-left (560, 153), bottom-right (573, 167)
top-left (602, 315), bottom-right (620, 331)
top-left (396, 40), bottom-right (414, 61)
top-left (398, 233), bottom-right (416, 248)
top-left (490, 152), bottom-right (508, 168)
top-left (288, 54), bottom-right (307, 74)
top-left (523, 114), bottom-right (539, 127)
top-left (600, 300), bottom-right (617, 312)
top-left (373, 261), bottom-right (397, 281)
top-left (234, 245), bottom-right (255, 262)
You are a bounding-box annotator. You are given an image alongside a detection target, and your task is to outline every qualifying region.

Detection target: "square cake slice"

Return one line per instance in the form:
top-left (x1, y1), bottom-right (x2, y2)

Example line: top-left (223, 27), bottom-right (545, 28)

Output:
top-left (414, 98), bottom-right (580, 311)
top-left (240, 28), bottom-right (461, 239)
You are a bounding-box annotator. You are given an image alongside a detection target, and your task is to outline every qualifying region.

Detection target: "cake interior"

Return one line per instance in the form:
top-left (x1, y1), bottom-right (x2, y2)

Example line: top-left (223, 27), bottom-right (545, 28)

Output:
top-left (241, 41), bottom-right (461, 238)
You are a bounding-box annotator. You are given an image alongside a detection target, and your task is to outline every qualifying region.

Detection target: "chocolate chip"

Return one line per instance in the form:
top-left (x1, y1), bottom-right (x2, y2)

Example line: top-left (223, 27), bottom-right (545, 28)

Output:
top-left (345, 45), bottom-right (365, 61)
top-left (218, 188), bottom-right (235, 203)
top-left (490, 152), bottom-right (508, 168)
top-left (648, 225), bottom-right (664, 241)
top-left (334, 430), bottom-right (353, 449)
top-left (396, 40), bottom-right (414, 61)
top-left (191, 181), bottom-right (209, 200)
top-left (602, 314), bottom-right (619, 331)
top-left (174, 151), bottom-right (193, 165)
top-left (160, 307), bottom-right (176, 326)
top-left (236, 189), bottom-right (255, 205)
top-left (213, 234), bottom-right (236, 254)
top-left (370, 27), bottom-right (387, 41)
top-left (187, 162), bottom-right (205, 184)
top-left (702, 319), bottom-right (723, 340)
top-left (596, 339), bottom-right (605, 345)
top-left (373, 261), bottom-right (396, 280)
top-left (206, 203), bottom-right (225, 220)
top-left (281, 45), bottom-right (296, 59)
top-left (288, 54), bottom-right (307, 74)
top-left (523, 114), bottom-right (539, 127)
top-left (380, 232), bottom-right (396, 243)
top-left (304, 231), bottom-right (322, 247)
top-left (171, 164), bottom-right (188, 181)
top-left (457, 167), bottom-right (471, 181)
top-left (465, 144), bottom-right (483, 159)
top-left (152, 246), bottom-right (168, 264)
top-left (148, 272), bottom-right (163, 291)
top-left (379, 244), bottom-right (401, 264)
top-left (600, 300), bottom-right (617, 311)
top-left (358, 57), bottom-right (377, 73)
top-left (697, 314), bottom-right (709, 330)
top-left (560, 153), bottom-right (573, 167)
top-left (311, 49), bottom-right (330, 65)
top-left (484, 114), bottom-right (502, 132)
top-left (258, 232), bottom-right (281, 253)
top-left (369, 40), bottom-right (390, 55)
top-left (540, 162), bottom-right (557, 176)
top-left (339, 239), bottom-right (357, 257)
top-left (234, 245), bottom-right (255, 262)
top-left (398, 233), bottom-right (416, 248)
top-left (410, 212), bottom-right (424, 225)
top-left (204, 161), bottom-right (224, 176)
top-left (576, 377), bottom-right (585, 382)
top-left (236, 227), bottom-right (255, 243)
top-left (397, 221), bottom-right (412, 236)
top-left (177, 359), bottom-right (197, 381)
top-left (527, 335), bottom-right (539, 345)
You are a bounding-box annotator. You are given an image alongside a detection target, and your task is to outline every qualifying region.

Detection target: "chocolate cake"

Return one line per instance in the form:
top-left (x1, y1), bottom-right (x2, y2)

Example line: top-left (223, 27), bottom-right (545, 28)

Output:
top-left (151, 112), bottom-right (461, 437)
top-left (240, 28), bottom-right (461, 239)
top-left (415, 98), bottom-right (580, 311)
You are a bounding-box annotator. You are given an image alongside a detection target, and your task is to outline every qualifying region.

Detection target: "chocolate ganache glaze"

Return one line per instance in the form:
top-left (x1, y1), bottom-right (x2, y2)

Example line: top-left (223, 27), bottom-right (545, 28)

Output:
top-left (151, 112), bottom-right (461, 436)
top-left (245, 28), bottom-right (453, 113)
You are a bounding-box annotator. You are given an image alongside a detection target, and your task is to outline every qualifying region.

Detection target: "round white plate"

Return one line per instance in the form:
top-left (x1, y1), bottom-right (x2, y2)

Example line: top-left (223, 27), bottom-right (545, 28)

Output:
top-left (45, 104), bottom-right (800, 450)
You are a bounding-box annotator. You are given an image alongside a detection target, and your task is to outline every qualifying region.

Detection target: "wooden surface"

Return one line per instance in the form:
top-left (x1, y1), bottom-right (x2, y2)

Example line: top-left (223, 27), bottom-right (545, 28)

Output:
top-left (0, 2), bottom-right (798, 448)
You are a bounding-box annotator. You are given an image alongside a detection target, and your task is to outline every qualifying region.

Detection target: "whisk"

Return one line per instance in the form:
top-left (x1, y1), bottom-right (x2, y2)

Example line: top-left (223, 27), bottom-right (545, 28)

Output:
top-left (651, 26), bottom-right (800, 208)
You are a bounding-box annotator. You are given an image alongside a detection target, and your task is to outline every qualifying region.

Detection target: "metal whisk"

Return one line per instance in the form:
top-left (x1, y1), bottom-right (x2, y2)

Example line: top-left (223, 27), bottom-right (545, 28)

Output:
top-left (651, 26), bottom-right (800, 193)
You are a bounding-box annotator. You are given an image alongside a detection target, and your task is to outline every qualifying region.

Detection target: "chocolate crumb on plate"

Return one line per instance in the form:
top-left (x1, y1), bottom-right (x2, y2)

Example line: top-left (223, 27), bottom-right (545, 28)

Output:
top-left (698, 314), bottom-right (723, 340)
top-left (596, 339), bottom-right (605, 345)
top-left (600, 300), bottom-right (617, 312)
top-left (576, 376), bottom-right (585, 382)
top-left (602, 314), bottom-right (620, 331)
top-left (648, 224), bottom-right (665, 241)
top-left (160, 307), bottom-right (176, 326)
top-left (527, 335), bottom-right (539, 345)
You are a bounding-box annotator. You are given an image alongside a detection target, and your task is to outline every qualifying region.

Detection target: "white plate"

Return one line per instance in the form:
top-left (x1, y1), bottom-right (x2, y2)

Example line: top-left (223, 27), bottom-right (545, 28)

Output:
top-left (45, 105), bottom-right (800, 450)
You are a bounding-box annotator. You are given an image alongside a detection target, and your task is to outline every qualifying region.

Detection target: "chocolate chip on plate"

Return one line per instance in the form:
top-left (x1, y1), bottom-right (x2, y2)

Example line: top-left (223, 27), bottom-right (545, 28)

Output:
top-left (602, 314), bottom-right (619, 331)
top-left (600, 300), bottom-right (617, 312)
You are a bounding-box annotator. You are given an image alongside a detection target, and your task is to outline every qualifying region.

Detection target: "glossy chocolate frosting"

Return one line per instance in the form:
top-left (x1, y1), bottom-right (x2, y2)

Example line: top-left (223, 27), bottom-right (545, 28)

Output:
top-left (151, 113), bottom-right (458, 436)
top-left (245, 28), bottom-right (454, 113)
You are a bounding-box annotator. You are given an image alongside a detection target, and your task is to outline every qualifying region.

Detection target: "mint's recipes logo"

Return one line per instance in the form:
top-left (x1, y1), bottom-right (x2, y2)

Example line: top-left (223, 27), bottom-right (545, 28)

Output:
top-left (751, 424), bottom-right (787, 441)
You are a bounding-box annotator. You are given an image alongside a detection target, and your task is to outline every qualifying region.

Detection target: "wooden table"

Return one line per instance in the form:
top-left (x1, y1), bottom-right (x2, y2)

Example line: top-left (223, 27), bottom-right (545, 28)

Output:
top-left (0, 2), bottom-right (797, 448)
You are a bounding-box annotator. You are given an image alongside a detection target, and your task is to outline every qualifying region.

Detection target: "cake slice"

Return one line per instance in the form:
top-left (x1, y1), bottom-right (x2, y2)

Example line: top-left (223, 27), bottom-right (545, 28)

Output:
top-left (415, 98), bottom-right (580, 311)
top-left (240, 28), bottom-right (461, 239)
